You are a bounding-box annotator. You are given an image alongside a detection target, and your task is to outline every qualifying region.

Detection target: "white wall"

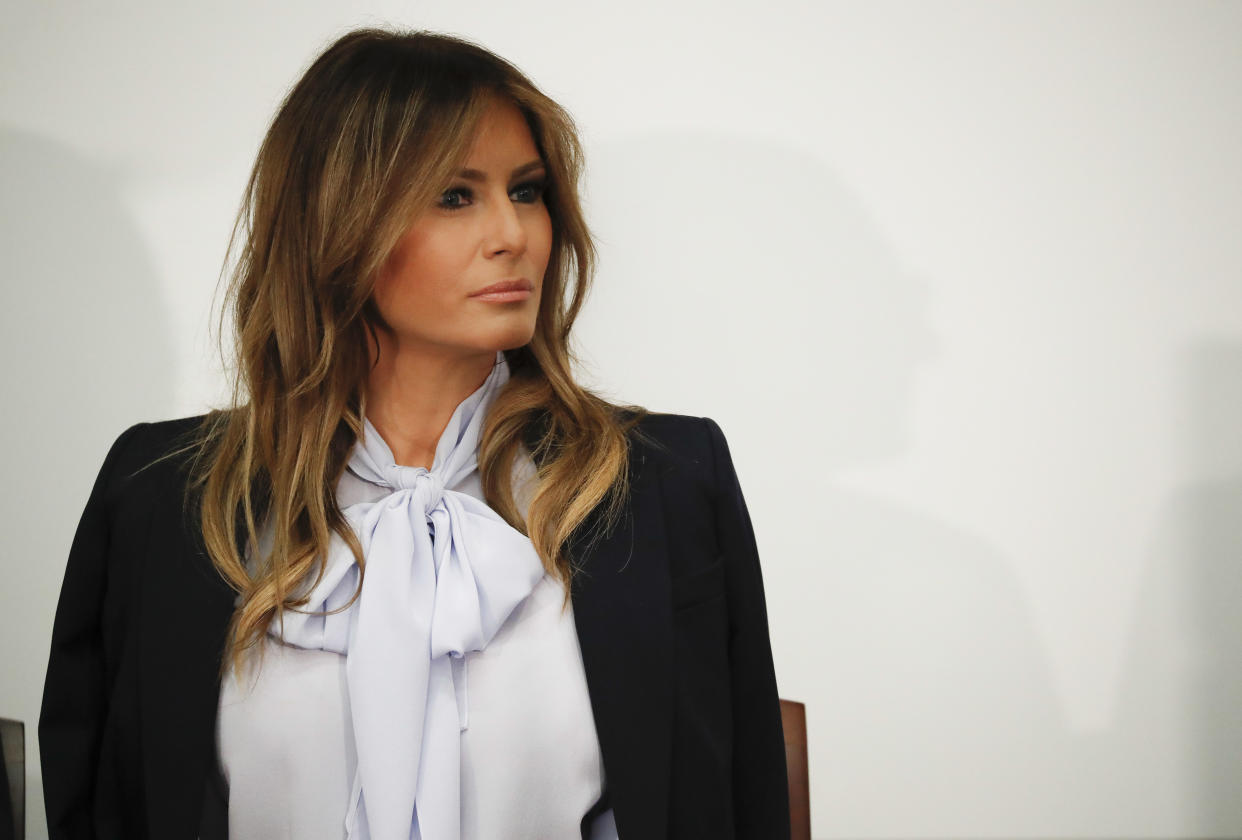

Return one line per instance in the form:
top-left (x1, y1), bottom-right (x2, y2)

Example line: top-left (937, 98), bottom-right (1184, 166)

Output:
top-left (3, 2), bottom-right (1239, 837)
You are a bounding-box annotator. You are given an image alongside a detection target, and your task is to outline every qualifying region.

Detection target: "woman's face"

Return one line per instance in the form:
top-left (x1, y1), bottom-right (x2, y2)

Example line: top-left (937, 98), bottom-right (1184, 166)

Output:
top-left (370, 97), bottom-right (552, 357)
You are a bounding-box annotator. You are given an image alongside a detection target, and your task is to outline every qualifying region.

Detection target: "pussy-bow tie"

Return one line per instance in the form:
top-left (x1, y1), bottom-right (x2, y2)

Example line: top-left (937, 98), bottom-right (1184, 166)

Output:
top-left (272, 352), bottom-right (545, 840)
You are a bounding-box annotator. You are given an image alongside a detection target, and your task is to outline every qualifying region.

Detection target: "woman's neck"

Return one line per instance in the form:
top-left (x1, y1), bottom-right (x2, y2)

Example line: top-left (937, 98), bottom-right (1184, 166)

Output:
top-left (364, 335), bottom-right (496, 469)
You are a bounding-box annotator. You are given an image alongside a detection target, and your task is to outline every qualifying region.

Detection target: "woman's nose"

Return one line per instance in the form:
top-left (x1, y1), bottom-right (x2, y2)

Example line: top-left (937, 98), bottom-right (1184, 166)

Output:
top-left (485, 195), bottom-right (528, 257)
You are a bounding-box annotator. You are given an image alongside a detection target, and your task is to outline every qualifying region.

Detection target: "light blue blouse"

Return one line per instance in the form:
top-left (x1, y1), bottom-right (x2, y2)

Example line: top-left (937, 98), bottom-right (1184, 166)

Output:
top-left (214, 359), bottom-right (618, 839)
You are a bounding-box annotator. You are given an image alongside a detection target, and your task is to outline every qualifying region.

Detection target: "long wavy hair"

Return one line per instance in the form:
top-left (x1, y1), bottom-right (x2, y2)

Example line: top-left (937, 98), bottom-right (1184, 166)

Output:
top-left (176, 27), bottom-right (651, 678)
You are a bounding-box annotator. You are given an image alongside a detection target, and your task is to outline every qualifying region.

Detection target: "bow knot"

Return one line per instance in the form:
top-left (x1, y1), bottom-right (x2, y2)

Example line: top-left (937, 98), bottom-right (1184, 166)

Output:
top-left (385, 466), bottom-right (446, 514)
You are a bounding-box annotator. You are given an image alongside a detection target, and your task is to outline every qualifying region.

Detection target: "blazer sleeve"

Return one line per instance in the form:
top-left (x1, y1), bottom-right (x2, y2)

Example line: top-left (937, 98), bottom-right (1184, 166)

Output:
top-left (703, 416), bottom-right (792, 839)
top-left (39, 422), bottom-right (148, 840)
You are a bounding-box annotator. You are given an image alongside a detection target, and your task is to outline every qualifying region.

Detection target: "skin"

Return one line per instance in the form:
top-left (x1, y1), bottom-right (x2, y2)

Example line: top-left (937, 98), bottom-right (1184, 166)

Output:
top-left (364, 97), bottom-right (552, 469)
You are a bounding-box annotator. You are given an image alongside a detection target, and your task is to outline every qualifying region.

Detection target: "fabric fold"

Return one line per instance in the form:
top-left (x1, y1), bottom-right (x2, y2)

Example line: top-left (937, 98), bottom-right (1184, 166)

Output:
top-left (271, 350), bottom-right (546, 840)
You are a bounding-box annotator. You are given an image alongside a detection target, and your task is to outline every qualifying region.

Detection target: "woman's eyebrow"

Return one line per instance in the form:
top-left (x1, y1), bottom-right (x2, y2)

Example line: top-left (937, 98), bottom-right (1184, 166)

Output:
top-left (453, 159), bottom-right (546, 182)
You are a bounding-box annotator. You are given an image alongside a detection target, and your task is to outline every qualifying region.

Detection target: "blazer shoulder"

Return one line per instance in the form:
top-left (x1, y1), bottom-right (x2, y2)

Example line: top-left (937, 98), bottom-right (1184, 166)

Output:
top-left (100, 412), bottom-right (213, 500)
top-left (625, 410), bottom-right (718, 487)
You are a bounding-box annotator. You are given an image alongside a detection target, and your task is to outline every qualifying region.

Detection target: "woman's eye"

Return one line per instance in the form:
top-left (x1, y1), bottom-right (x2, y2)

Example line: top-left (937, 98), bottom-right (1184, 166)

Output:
top-left (438, 187), bottom-right (472, 209)
top-left (510, 179), bottom-right (547, 203)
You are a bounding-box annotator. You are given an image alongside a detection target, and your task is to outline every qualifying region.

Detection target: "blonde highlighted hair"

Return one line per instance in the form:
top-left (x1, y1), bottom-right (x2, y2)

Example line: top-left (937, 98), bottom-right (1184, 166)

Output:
top-left (173, 27), bottom-right (650, 678)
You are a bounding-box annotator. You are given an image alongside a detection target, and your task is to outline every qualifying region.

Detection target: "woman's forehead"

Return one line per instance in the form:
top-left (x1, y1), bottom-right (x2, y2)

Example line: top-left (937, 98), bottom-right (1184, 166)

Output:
top-left (458, 100), bottom-right (541, 167)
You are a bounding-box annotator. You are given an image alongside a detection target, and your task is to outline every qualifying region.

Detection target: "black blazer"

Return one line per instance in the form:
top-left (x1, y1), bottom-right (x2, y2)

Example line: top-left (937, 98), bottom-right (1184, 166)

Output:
top-left (39, 411), bottom-right (790, 839)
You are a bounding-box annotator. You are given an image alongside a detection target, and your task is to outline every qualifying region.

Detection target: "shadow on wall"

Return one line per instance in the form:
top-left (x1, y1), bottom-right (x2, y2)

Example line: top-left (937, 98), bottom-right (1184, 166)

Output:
top-left (0, 123), bottom-right (174, 839)
top-left (1184, 340), bottom-right (1242, 830)
top-left (580, 131), bottom-right (1242, 837)
top-left (583, 132), bottom-right (1068, 836)
top-left (1164, 339), bottom-right (1242, 830)
top-left (581, 131), bottom-right (934, 466)
top-left (1106, 336), bottom-right (1242, 835)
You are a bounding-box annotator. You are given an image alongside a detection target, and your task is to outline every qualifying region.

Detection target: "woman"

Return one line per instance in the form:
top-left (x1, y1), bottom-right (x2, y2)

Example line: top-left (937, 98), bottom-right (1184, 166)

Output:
top-left (39, 26), bottom-right (789, 840)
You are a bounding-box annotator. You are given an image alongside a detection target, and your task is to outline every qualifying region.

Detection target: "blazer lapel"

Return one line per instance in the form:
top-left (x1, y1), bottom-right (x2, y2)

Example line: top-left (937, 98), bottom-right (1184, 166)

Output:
top-left (138, 477), bottom-right (236, 839)
top-left (569, 443), bottom-right (674, 840)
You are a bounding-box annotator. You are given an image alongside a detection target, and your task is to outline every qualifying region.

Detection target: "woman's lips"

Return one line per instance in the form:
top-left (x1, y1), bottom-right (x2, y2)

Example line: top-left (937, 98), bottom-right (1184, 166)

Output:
top-left (472, 288), bottom-right (532, 302)
top-left (470, 278), bottom-right (534, 302)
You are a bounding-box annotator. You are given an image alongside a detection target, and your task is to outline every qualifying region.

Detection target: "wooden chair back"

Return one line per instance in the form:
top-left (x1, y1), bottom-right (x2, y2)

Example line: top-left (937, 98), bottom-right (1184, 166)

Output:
top-left (779, 699), bottom-right (810, 840)
top-left (0, 717), bottom-right (23, 840)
